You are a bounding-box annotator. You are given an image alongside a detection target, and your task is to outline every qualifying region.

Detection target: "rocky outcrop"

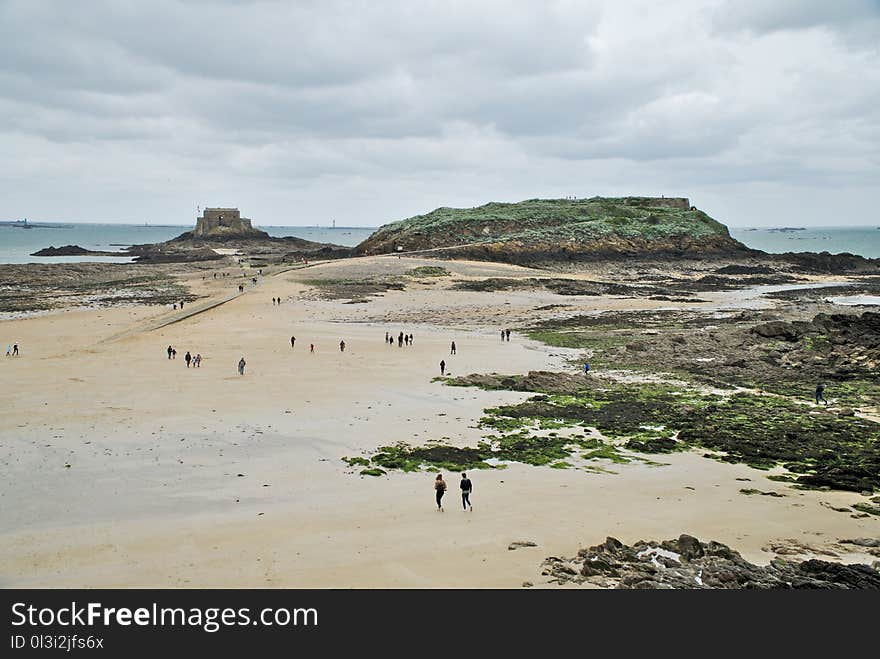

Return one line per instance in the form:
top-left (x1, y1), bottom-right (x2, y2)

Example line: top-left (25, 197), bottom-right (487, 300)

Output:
top-left (355, 197), bottom-right (748, 263)
top-left (543, 535), bottom-right (880, 589)
top-left (31, 245), bottom-right (121, 257)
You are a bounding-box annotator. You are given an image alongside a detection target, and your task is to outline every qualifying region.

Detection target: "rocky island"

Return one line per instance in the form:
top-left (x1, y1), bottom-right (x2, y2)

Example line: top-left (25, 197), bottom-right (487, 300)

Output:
top-left (356, 196), bottom-right (749, 263)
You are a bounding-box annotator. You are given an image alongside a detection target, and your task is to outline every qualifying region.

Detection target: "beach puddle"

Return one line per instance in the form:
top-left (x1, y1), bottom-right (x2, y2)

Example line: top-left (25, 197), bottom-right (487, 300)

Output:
top-left (826, 295), bottom-right (880, 306)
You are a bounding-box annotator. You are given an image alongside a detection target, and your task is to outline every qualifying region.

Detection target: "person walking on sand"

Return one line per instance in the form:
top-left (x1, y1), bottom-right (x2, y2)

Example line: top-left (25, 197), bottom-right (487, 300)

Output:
top-left (501, 329), bottom-right (505, 341)
top-left (409, 333), bottom-right (413, 346)
top-left (584, 362), bottom-right (590, 376)
top-left (450, 341), bottom-right (456, 355)
top-left (172, 348), bottom-right (177, 359)
top-left (291, 336), bottom-right (296, 349)
top-left (815, 382), bottom-right (828, 406)
top-left (167, 345), bottom-right (173, 360)
top-left (195, 353), bottom-right (201, 367)
top-left (398, 332), bottom-right (404, 347)
top-left (440, 359), bottom-right (446, 376)
top-left (5, 345), bottom-right (10, 357)
top-left (238, 357), bottom-right (246, 376)
top-left (12, 343), bottom-right (19, 357)
top-left (310, 343), bottom-right (315, 353)
top-left (460, 472), bottom-right (473, 511)
top-left (185, 351), bottom-right (192, 368)
top-left (434, 473), bottom-right (447, 511)
top-left (505, 329), bottom-right (511, 342)
top-left (340, 340), bottom-right (346, 352)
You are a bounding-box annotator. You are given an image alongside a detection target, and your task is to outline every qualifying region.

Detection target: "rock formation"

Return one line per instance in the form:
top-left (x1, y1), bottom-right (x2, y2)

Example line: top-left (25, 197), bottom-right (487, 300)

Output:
top-left (542, 534), bottom-right (880, 589)
top-left (355, 196), bottom-right (749, 263)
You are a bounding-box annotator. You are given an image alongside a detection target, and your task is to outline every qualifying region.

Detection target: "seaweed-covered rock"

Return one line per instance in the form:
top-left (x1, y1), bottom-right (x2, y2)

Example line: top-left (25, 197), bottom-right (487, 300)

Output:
top-left (543, 535), bottom-right (880, 589)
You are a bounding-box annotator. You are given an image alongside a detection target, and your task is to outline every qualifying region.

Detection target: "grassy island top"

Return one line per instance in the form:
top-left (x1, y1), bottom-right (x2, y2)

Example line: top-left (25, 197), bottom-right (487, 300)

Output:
top-left (362, 196), bottom-right (734, 250)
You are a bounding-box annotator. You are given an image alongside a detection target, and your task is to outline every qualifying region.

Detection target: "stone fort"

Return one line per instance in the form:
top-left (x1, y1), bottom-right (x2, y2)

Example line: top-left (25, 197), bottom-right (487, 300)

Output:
top-left (193, 208), bottom-right (265, 238)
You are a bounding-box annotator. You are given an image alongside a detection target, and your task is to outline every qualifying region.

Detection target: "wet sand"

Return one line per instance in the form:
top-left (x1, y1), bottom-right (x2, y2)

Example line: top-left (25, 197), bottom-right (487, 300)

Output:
top-left (0, 256), bottom-right (876, 587)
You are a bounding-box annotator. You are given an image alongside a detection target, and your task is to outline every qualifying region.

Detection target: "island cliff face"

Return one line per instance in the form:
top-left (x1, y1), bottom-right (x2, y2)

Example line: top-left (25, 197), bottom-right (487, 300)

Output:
top-left (355, 197), bottom-right (749, 263)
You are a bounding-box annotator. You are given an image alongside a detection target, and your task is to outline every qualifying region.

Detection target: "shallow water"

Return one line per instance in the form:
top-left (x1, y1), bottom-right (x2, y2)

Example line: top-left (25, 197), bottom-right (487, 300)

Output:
top-left (826, 295), bottom-right (880, 306)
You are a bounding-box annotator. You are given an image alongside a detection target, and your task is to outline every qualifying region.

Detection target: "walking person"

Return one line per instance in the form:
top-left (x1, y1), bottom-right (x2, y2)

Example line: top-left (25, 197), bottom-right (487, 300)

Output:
top-left (815, 382), bottom-right (828, 406)
top-left (172, 348), bottom-right (177, 359)
top-left (408, 333), bottom-right (413, 345)
top-left (185, 351), bottom-right (192, 368)
top-left (450, 341), bottom-right (456, 355)
top-left (460, 473), bottom-right (473, 511)
top-left (195, 353), bottom-right (201, 367)
top-left (398, 332), bottom-right (404, 347)
top-left (501, 329), bottom-right (505, 341)
top-left (291, 336), bottom-right (296, 349)
top-left (440, 359), bottom-right (446, 376)
top-left (584, 362), bottom-right (590, 376)
top-left (237, 357), bottom-right (246, 376)
top-left (505, 329), bottom-right (511, 342)
top-left (339, 340), bottom-right (346, 352)
top-left (12, 343), bottom-right (19, 357)
top-left (167, 345), bottom-right (173, 360)
top-left (310, 343), bottom-right (315, 353)
top-left (5, 345), bottom-right (10, 357)
top-left (434, 474), bottom-right (447, 511)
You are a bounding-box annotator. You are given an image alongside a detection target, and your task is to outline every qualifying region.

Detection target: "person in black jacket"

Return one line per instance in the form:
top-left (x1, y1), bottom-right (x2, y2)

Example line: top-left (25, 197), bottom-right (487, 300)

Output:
top-left (460, 473), bottom-right (473, 511)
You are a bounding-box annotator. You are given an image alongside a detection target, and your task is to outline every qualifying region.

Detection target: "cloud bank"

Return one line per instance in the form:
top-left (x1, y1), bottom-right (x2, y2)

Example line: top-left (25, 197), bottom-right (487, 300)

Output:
top-left (1, 0), bottom-right (878, 227)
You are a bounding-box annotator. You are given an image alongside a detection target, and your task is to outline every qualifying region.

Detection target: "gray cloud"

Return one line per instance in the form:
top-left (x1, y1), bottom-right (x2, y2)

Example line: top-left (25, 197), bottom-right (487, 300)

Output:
top-left (0, 0), bottom-right (878, 227)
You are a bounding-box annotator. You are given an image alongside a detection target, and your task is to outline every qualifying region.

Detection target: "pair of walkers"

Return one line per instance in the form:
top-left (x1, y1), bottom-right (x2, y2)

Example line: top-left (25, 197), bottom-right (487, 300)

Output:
top-left (434, 473), bottom-right (472, 512)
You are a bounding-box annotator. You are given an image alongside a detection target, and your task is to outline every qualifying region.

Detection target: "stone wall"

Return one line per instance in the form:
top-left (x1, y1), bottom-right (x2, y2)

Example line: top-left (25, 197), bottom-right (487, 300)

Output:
top-left (622, 197), bottom-right (691, 211)
top-left (193, 208), bottom-right (259, 237)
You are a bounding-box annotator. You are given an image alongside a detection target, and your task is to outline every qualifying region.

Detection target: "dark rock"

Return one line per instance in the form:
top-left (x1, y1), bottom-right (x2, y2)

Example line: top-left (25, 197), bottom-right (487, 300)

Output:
top-left (752, 321), bottom-right (803, 342)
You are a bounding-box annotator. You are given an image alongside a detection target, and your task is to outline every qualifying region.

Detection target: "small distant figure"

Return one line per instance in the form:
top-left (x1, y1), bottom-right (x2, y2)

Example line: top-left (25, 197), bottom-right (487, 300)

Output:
top-left (194, 353), bottom-right (202, 367)
top-left (238, 357), bottom-right (246, 376)
top-left (272, 297), bottom-right (276, 305)
top-left (172, 348), bottom-right (177, 360)
top-left (408, 333), bottom-right (413, 345)
top-left (434, 473), bottom-right (447, 511)
top-left (276, 296), bottom-right (281, 305)
top-left (404, 335), bottom-right (410, 346)
top-left (179, 301), bottom-right (184, 310)
top-left (259, 269), bottom-right (263, 276)
top-left (385, 331), bottom-right (389, 343)
top-left (339, 340), bottom-right (346, 352)
top-left (815, 382), bottom-right (828, 406)
top-left (12, 343), bottom-right (19, 357)
top-left (501, 329), bottom-right (505, 341)
top-left (252, 277), bottom-right (257, 285)
top-left (505, 329), bottom-right (511, 342)
top-left (310, 343), bottom-right (315, 353)
top-left (440, 359), bottom-right (446, 376)
top-left (185, 351), bottom-right (192, 368)
top-left (460, 473), bottom-right (473, 511)
top-left (167, 345), bottom-right (173, 360)
top-left (291, 336), bottom-right (296, 348)
top-left (5, 345), bottom-right (10, 357)
top-left (450, 341), bottom-right (456, 355)
top-left (584, 362), bottom-right (590, 376)
top-left (173, 303), bottom-right (177, 310)
top-left (398, 332), bottom-right (404, 347)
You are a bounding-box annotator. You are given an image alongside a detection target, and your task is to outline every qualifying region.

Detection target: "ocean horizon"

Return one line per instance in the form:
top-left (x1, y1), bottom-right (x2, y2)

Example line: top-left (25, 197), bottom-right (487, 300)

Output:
top-left (1, 221), bottom-right (879, 264)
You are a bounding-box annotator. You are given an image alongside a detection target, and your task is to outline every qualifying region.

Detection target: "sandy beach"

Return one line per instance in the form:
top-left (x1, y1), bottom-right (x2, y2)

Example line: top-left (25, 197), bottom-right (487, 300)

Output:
top-left (1, 256), bottom-right (877, 587)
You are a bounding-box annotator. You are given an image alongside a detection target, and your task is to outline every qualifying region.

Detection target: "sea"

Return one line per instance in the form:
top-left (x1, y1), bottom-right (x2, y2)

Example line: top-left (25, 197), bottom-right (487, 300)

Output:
top-left (0, 223), bottom-right (377, 264)
top-left (0, 222), bottom-right (879, 264)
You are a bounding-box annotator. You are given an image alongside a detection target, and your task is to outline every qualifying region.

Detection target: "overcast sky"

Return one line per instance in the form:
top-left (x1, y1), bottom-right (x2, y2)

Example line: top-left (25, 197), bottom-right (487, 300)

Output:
top-left (1, 0), bottom-right (878, 228)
